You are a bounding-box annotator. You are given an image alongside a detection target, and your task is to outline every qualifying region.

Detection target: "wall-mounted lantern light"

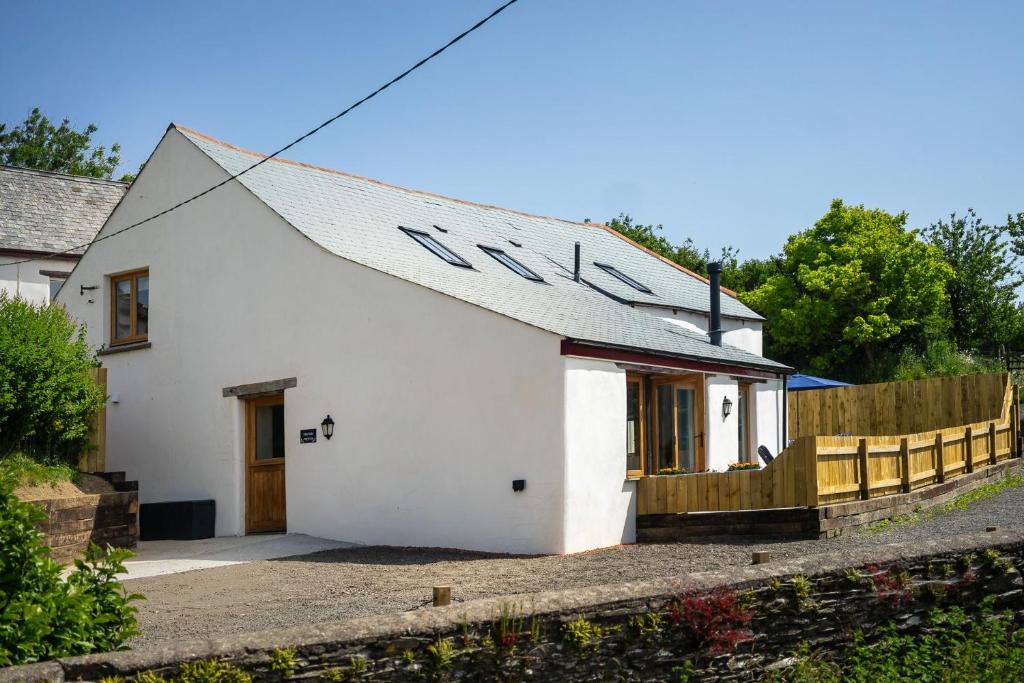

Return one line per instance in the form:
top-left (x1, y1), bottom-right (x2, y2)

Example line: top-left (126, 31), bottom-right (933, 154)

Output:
top-left (722, 396), bottom-right (733, 420)
top-left (321, 414), bottom-right (335, 440)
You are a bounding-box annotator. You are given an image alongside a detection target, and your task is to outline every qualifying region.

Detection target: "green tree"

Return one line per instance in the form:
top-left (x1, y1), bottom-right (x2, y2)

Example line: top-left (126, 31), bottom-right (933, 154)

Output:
top-left (0, 107), bottom-right (131, 181)
top-left (742, 200), bottom-right (952, 381)
top-left (0, 294), bottom-right (105, 462)
top-left (925, 209), bottom-right (1024, 355)
top-left (602, 214), bottom-right (770, 291)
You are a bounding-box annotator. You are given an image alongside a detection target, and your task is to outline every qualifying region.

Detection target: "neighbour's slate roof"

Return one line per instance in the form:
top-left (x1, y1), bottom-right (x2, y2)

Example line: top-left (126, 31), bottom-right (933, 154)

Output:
top-left (175, 125), bottom-right (789, 373)
top-left (0, 166), bottom-right (127, 255)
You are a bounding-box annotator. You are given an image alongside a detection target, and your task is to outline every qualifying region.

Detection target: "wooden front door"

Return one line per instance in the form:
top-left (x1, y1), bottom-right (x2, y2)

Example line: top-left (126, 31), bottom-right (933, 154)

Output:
top-left (245, 393), bottom-right (286, 533)
top-left (652, 375), bottom-right (706, 473)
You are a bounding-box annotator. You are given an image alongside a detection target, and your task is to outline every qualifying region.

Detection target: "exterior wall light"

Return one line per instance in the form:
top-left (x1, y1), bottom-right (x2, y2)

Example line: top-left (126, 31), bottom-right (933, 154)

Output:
top-left (321, 414), bottom-right (335, 440)
top-left (722, 396), bottom-right (733, 420)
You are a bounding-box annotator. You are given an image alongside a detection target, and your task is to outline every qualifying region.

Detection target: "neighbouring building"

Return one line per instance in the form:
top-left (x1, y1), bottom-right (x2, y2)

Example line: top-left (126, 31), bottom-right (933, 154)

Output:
top-left (0, 165), bottom-right (127, 305)
top-left (56, 124), bottom-right (793, 554)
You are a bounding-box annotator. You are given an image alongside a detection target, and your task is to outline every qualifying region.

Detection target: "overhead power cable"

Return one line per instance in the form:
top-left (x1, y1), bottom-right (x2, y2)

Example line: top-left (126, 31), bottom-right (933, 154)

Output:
top-left (4, 0), bottom-right (519, 268)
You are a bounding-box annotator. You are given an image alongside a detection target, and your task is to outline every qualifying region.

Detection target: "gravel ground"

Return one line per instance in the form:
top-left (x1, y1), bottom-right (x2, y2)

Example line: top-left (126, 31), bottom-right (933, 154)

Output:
top-left (126, 483), bottom-right (1024, 648)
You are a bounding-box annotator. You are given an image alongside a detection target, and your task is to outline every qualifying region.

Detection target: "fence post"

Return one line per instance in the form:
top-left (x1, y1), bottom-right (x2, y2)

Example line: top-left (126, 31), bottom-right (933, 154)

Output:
top-left (1011, 387), bottom-right (1020, 458)
top-left (935, 431), bottom-right (945, 483)
top-left (858, 438), bottom-right (870, 500)
top-left (899, 437), bottom-right (911, 493)
top-left (965, 426), bottom-right (974, 473)
top-left (989, 422), bottom-right (998, 465)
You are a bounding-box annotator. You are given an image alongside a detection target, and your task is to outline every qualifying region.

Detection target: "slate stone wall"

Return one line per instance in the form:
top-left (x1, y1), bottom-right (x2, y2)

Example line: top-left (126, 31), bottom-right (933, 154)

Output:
top-left (3, 530), bottom-right (1024, 682)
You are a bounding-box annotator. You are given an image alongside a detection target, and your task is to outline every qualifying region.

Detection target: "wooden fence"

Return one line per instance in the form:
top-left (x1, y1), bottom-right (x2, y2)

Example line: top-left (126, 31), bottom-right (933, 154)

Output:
top-left (787, 372), bottom-right (1008, 438)
top-left (637, 375), bottom-right (1019, 516)
top-left (78, 367), bottom-right (107, 473)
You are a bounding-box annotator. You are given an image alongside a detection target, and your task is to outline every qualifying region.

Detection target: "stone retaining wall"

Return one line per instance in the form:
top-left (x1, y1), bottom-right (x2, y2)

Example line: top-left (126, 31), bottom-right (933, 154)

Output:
top-left (33, 472), bottom-right (139, 564)
top-left (639, 459), bottom-right (1021, 541)
top-left (4, 529), bottom-right (1024, 682)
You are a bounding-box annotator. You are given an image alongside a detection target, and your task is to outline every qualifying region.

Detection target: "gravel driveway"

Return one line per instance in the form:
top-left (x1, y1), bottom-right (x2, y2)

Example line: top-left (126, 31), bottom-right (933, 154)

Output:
top-left (126, 483), bottom-right (1024, 648)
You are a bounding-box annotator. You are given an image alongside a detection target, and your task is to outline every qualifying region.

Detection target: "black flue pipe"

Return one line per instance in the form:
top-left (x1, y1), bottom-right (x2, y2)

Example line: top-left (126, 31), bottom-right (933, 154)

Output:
top-left (708, 261), bottom-right (723, 346)
top-left (573, 242), bottom-right (581, 282)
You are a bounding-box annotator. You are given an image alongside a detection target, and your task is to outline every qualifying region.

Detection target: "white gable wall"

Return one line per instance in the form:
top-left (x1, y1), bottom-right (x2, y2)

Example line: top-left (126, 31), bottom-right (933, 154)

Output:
top-left (58, 129), bottom-right (579, 554)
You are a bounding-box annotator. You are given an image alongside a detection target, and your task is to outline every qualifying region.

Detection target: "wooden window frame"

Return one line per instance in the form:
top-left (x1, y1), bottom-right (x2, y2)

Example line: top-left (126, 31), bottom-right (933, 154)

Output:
top-left (737, 382), bottom-right (752, 463)
top-left (626, 373), bottom-right (646, 478)
top-left (651, 374), bottom-right (706, 473)
top-left (109, 268), bottom-right (149, 346)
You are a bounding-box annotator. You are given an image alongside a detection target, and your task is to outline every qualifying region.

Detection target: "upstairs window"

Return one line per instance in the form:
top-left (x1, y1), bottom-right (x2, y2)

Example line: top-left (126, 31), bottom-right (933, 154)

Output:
top-left (400, 226), bottom-right (471, 268)
top-left (595, 262), bottom-right (652, 294)
top-left (110, 268), bottom-right (149, 345)
top-left (479, 246), bottom-right (543, 282)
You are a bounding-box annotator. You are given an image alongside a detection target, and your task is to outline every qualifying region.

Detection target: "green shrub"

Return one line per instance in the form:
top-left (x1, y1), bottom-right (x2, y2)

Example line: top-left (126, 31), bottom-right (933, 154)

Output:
top-left (0, 474), bottom-right (141, 666)
top-left (891, 340), bottom-right (1002, 381)
top-left (0, 294), bottom-right (104, 463)
top-left (176, 660), bottom-right (252, 683)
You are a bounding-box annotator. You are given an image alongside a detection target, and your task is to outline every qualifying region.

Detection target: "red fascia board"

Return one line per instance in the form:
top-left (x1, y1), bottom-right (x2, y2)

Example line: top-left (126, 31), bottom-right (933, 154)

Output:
top-left (560, 340), bottom-right (788, 380)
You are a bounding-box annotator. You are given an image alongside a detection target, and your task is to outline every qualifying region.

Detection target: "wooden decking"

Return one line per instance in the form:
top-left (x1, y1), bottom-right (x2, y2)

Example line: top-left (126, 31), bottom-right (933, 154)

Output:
top-left (637, 373), bottom-right (1019, 519)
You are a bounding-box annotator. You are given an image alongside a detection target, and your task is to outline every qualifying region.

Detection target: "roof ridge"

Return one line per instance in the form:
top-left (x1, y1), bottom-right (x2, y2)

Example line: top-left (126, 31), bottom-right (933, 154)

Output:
top-left (170, 123), bottom-right (740, 301)
top-left (0, 164), bottom-right (129, 187)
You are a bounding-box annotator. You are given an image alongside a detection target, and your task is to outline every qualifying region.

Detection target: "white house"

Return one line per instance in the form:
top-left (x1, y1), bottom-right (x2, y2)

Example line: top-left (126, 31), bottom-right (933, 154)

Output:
top-left (56, 124), bottom-right (792, 555)
top-left (0, 165), bottom-right (127, 304)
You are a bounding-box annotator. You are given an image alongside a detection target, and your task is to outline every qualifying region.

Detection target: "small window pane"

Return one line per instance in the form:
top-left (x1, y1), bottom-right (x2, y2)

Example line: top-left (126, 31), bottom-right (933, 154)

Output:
top-left (401, 227), bottom-right (471, 267)
top-left (114, 279), bottom-right (132, 338)
top-left (136, 275), bottom-right (149, 335)
top-left (595, 263), bottom-right (652, 293)
top-left (626, 381), bottom-right (641, 472)
top-left (676, 388), bottom-right (696, 472)
top-left (656, 384), bottom-right (674, 470)
top-left (255, 404), bottom-right (285, 460)
top-left (49, 278), bottom-right (65, 300)
top-left (480, 246), bottom-right (543, 282)
top-left (737, 386), bottom-right (750, 462)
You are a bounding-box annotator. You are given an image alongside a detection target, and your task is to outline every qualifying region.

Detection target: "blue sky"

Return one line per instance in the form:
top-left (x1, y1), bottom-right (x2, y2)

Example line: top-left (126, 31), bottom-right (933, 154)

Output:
top-left (3, 1), bottom-right (1022, 260)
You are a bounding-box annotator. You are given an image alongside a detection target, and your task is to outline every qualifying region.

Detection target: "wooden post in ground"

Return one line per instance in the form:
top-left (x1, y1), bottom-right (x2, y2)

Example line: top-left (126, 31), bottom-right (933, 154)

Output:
top-left (433, 586), bottom-right (451, 607)
top-left (858, 438), bottom-right (870, 500)
top-left (899, 437), bottom-right (911, 493)
top-left (752, 551), bottom-right (771, 565)
top-left (1011, 387), bottom-right (1020, 457)
top-left (935, 432), bottom-right (945, 483)
top-left (965, 426), bottom-right (974, 473)
top-left (989, 422), bottom-right (998, 465)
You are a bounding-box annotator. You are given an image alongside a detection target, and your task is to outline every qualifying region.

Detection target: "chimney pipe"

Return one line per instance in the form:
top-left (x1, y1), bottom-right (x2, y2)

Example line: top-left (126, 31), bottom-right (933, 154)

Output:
top-left (573, 242), bottom-right (581, 282)
top-left (708, 261), bottom-right (723, 346)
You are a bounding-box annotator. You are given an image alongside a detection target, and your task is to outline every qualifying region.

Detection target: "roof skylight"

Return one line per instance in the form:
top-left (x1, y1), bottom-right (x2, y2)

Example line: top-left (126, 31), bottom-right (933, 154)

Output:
top-left (479, 246), bottom-right (543, 282)
top-left (594, 262), bottom-right (653, 294)
top-left (400, 226), bottom-right (471, 268)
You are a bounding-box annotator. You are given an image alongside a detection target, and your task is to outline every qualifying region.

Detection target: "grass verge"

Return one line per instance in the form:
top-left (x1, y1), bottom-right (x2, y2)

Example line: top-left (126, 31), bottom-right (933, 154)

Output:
top-left (863, 472), bottom-right (1024, 535)
top-left (0, 452), bottom-right (79, 487)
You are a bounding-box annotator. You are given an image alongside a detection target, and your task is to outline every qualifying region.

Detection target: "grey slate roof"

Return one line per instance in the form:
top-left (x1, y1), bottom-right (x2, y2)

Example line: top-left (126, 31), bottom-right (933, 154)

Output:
top-left (0, 166), bottom-right (127, 255)
top-left (176, 126), bottom-right (789, 373)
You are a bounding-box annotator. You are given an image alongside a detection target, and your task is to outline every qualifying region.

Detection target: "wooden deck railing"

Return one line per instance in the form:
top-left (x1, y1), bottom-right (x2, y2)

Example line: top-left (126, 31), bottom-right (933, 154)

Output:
top-left (637, 377), bottom-right (1019, 516)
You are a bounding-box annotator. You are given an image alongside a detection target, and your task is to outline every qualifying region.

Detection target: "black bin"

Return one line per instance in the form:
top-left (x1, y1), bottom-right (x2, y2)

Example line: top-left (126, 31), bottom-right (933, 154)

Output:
top-left (140, 499), bottom-right (216, 541)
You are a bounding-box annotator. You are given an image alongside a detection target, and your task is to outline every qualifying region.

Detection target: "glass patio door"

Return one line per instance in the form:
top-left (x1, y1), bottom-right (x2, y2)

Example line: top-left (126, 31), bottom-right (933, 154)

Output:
top-left (654, 378), bottom-right (704, 472)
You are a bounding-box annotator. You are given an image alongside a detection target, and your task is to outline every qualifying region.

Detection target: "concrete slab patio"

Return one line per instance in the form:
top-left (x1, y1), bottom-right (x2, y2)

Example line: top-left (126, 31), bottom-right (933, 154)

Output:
top-left (123, 534), bottom-right (356, 579)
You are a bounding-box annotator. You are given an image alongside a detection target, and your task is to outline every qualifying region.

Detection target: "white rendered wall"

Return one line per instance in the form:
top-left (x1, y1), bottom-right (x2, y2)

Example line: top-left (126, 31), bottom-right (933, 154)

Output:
top-left (58, 129), bottom-right (574, 555)
top-left (704, 375), bottom-right (740, 471)
top-left (752, 379), bottom-right (785, 457)
top-left (0, 255), bottom-right (76, 305)
top-left (658, 309), bottom-right (763, 356)
top-left (562, 357), bottom-right (635, 553)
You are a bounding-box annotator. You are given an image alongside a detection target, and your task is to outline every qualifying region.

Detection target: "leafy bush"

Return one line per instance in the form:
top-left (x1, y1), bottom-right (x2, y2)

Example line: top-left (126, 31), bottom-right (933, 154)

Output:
top-left (767, 604), bottom-right (1024, 682)
top-left (0, 294), bottom-right (104, 463)
top-left (0, 474), bottom-right (141, 666)
top-left (891, 339), bottom-right (1002, 381)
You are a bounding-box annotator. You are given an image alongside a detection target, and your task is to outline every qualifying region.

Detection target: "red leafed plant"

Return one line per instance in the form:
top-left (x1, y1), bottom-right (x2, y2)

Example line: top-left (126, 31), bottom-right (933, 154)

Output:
top-left (669, 588), bottom-right (754, 654)
top-left (866, 564), bottom-right (914, 608)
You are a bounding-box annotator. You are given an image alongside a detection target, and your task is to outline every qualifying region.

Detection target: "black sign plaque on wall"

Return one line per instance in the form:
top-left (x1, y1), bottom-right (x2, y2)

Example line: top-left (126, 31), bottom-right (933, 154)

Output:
top-left (300, 429), bottom-right (317, 444)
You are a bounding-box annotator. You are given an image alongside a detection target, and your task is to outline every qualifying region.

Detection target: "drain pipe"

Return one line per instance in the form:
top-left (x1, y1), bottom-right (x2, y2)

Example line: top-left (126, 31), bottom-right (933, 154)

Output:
top-left (708, 261), bottom-right (723, 346)
top-left (573, 242), bottom-right (581, 282)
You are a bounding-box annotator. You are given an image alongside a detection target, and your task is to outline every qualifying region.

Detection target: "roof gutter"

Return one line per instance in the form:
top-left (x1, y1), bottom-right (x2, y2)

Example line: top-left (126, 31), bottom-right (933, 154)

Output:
top-left (560, 339), bottom-right (795, 379)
